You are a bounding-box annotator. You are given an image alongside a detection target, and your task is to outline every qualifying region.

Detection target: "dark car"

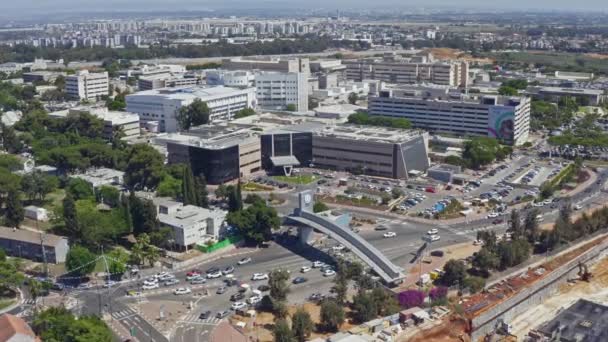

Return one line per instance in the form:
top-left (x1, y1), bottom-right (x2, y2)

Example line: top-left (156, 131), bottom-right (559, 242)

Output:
top-left (206, 266), bottom-right (220, 274)
top-left (230, 293), bottom-right (245, 301)
top-left (257, 285), bottom-right (270, 292)
top-left (492, 218), bottom-right (504, 225)
top-left (430, 250), bottom-right (444, 257)
top-left (216, 286), bottom-right (227, 294)
top-left (224, 279), bottom-right (238, 287)
top-left (199, 311), bottom-right (212, 320)
top-left (292, 277), bottom-right (308, 284)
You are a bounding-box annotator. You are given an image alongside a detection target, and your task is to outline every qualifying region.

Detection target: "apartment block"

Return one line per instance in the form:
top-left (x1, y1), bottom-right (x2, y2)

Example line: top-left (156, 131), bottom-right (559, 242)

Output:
top-left (368, 86), bottom-right (530, 145)
top-left (255, 72), bottom-right (308, 111)
top-left (65, 70), bottom-right (109, 100)
top-left (343, 54), bottom-right (469, 87)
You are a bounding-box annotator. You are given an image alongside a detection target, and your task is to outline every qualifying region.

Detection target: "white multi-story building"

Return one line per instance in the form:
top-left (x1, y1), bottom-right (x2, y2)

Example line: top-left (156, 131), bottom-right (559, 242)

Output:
top-left (368, 87), bottom-right (530, 146)
top-left (125, 85), bottom-right (257, 132)
top-left (205, 70), bottom-right (255, 88)
top-left (343, 54), bottom-right (469, 88)
top-left (156, 199), bottom-right (227, 250)
top-left (65, 70), bottom-right (109, 101)
top-left (255, 72), bottom-right (308, 111)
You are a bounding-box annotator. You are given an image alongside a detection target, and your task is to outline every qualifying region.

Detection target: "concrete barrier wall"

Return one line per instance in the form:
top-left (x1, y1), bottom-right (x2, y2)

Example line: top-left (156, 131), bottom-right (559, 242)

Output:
top-left (470, 238), bottom-right (608, 341)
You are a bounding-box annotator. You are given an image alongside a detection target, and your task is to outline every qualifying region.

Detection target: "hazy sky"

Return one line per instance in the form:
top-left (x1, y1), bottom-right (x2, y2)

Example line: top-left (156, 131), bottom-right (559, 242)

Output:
top-left (3, 0), bottom-right (607, 15)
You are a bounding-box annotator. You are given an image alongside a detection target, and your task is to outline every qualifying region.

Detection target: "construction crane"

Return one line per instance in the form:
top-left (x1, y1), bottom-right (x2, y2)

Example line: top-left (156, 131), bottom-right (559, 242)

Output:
top-left (578, 262), bottom-right (592, 282)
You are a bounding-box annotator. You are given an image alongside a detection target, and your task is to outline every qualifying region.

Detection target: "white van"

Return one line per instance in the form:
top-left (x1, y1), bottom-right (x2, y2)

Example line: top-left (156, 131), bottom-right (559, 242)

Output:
top-left (430, 235), bottom-right (441, 242)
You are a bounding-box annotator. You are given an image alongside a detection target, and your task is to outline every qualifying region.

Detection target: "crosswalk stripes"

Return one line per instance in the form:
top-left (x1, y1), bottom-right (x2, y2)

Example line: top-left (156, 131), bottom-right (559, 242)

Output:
top-left (23, 299), bottom-right (36, 305)
top-left (179, 313), bottom-right (222, 325)
top-left (112, 308), bottom-right (137, 320)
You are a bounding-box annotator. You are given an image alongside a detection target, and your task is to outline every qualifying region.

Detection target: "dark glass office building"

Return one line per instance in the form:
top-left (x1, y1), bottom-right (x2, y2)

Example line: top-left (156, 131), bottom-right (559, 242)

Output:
top-left (260, 132), bottom-right (313, 172)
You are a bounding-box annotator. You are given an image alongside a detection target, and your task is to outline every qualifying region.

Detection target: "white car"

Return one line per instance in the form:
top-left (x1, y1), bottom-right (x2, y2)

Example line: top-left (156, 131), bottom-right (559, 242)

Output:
top-left (154, 272), bottom-right (170, 280)
top-left (473, 240), bottom-right (484, 246)
top-left (332, 244), bottom-right (346, 251)
top-left (574, 204), bottom-right (583, 211)
top-left (143, 278), bottom-right (158, 286)
top-left (103, 280), bottom-right (117, 288)
top-left (247, 295), bottom-right (262, 305)
top-left (430, 235), bottom-right (441, 242)
top-left (231, 302), bottom-right (247, 310)
top-left (174, 287), bottom-right (192, 295)
top-left (142, 283), bottom-right (159, 290)
top-left (300, 266), bottom-right (312, 273)
top-left (251, 273), bottom-right (269, 281)
top-left (383, 232), bottom-right (397, 238)
top-left (487, 212), bottom-right (499, 218)
top-left (237, 257), bottom-right (252, 265)
top-left (312, 261), bottom-right (325, 268)
top-left (323, 270), bottom-right (336, 277)
top-left (207, 271), bottom-right (223, 279)
top-left (427, 229), bottom-right (439, 235)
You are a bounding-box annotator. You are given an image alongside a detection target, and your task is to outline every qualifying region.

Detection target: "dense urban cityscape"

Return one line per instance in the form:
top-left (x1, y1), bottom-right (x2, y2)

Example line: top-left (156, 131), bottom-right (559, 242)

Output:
top-left (1, 1), bottom-right (608, 342)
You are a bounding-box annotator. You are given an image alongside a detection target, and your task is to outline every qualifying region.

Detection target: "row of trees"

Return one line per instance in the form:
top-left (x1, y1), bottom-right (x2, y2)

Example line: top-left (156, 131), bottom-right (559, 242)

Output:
top-left (347, 112), bottom-right (412, 129)
top-left (0, 37), bottom-right (369, 64)
top-left (459, 137), bottom-right (513, 169)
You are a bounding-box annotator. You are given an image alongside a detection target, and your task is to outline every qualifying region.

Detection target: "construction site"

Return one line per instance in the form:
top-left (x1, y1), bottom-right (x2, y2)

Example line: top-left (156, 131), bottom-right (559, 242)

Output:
top-left (405, 232), bottom-right (608, 342)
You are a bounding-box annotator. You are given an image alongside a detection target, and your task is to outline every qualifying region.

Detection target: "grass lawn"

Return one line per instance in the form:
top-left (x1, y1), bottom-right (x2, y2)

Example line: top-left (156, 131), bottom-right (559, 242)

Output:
top-left (0, 298), bottom-right (16, 310)
top-left (272, 175), bottom-right (315, 185)
top-left (242, 182), bottom-right (273, 192)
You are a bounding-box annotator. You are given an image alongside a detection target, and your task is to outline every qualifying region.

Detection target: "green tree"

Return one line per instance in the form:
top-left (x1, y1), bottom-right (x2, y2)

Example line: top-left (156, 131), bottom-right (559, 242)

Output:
top-left (332, 271), bottom-right (348, 304)
top-left (352, 291), bottom-right (377, 323)
top-left (539, 181), bottom-right (555, 200)
top-left (498, 85), bottom-right (518, 96)
top-left (177, 99), bottom-right (210, 130)
top-left (4, 188), bottom-right (23, 228)
top-left (33, 307), bottom-right (113, 342)
top-left (0, 123), bottom-right (23, 154)
top-left (472, 247), bottom-right (499, 276)
top-left (20, 170), bottom-right (58, 203)
top-left (182, 164), bottom-right (198, 205)
top-left (348, 92), bottom-right (358, 105)
top-left (215, 184), bottom-right (230, 200)
top-left (0, 257), bottom-right (25, 289)
top-left (269, 269), bottom-right (291, 302)
top-left (65, 245), bottom-right (96, 277)
top-left (106, 248), bottom-right (129, 276)
top-left (124, 144), bottom-right (165, 191)
top-left (286, 104), bottom-right (297, 112)
top-left (129, 194), bottom-right (159, 235)
top-left (228, 183), bottom-right (243, 212)
top-left (439, 259), bottom-right (467, 287)
top-left (509, 209), bottom-right (523, 239)
top-left (156, 174), bottom-right (182, 198)
top-left (313, 201), bottom-right (329, 213)
top-left (66, 178), bottom-right (95, 200)
top-left (320, 300), bottom-right (345, 332)
top-left (273, 300), bottom-right (289, 320)
top-left (464, 276), bottom-right (486, 293)
top-left (234, 107), bottom-right (256, 119)
top-left (195, 175), bottom-right (209, 208)
top-left (463, 137), bottom-right (503, 169)
top-left (63, 193), bottom-right (80, 243)
top-left (524, 209), bottom-right (540, 242)
top-left (131, 233), bottom-right (159, 267)
top-left (97, 185), bottom-right (120, 208)
top-left (291, 307), bottom-right (313, 342)
top-left (273, 318), bottom-right (294, 342)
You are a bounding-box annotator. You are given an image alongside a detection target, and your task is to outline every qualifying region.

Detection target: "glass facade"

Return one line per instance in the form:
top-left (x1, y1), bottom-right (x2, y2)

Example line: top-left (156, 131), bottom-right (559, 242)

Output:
top-left (260, 132), bottom-right (313, 171)
top-left (188, 145), bottom-right (240, 184)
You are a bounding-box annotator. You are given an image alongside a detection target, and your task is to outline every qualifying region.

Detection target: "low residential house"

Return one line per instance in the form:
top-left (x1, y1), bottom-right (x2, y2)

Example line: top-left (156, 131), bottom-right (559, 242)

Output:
top-left (156, 200), bottom-right (227, 250)
top-left (0, 314), bottom-right (37, 342)
top-left (70, 168), bottom-right (124, 188)
top-left (24, 206), bottom-right (49, 222)
top-left (0, 227), bottom-right (69, 264)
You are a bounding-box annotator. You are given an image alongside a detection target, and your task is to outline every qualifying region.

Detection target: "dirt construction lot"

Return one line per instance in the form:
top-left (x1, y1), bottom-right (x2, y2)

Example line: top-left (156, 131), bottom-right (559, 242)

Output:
top-left (510, 255), bottom-right (608, 339)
